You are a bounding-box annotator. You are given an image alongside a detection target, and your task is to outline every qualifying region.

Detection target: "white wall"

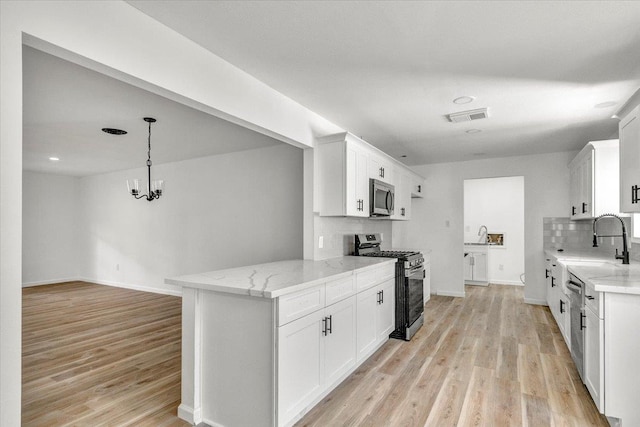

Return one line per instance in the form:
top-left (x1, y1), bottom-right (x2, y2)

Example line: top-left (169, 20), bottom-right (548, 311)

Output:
top-left (0, 2), bottom-right (345, 421)
top-left (393, 151), bottom-right (574, 302)
top-left (464, 176), bottom-right (525, 285)
top-left (77, 144), bottom-right (303, 295)
top-left (22, 172), bottom-right (80, 285)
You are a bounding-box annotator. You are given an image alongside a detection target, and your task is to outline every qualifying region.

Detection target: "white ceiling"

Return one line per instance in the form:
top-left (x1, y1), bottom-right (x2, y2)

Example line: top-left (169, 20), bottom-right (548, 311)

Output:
top-left (23, 46), bottom-right (281, 177)
top-left (126, 0), bottom-right (640, 165)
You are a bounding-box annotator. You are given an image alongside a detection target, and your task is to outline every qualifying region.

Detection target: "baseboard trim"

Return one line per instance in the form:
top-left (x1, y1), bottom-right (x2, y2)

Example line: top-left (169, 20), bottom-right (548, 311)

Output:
top-left (489, 280), bottom-right (524, 286)
top-left (22, 277), bottom-right (80, 287)
top-left (79, 277), bottom-right (182, 297)
top-left (178, 404), bottom-right (204, 425)
top-left (436, 290), bottom-right (466, 298)
top-left (524, 298), bottom-right (548, 306)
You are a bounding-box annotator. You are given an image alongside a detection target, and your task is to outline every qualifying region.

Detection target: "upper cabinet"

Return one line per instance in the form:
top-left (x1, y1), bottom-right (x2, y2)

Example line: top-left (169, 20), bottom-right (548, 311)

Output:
top-left (391, 170), bottom-right (411, 220)
top-left (568, 139), bottom-right (620, 220)
top-left (619, 105), bottom-right (640, 213)
top-left (316, 132), bottom-right (424, 219)
top-left (368, 154), bottom-right (394, 185)
top-left (317, 133), bottom-right (370, 217)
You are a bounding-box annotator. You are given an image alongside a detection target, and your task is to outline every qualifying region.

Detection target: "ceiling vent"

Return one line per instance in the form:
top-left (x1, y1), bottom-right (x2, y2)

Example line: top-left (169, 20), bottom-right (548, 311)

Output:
top-left (447, 108), bottom-right (489, 123)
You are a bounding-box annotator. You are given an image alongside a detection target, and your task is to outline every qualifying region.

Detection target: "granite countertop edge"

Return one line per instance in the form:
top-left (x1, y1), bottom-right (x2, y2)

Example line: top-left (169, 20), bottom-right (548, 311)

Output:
top-left (165, 256), bottom-right (397, 299)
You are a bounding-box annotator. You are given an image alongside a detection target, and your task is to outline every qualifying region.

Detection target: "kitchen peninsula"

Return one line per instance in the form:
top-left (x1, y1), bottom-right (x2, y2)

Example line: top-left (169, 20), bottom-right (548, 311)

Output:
top-left (166, 256), bottom-right (396, 427)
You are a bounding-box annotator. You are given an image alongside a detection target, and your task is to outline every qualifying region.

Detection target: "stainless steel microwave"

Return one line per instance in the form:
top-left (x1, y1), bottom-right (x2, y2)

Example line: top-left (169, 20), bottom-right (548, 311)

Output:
top-left (370, 179), bottom-right (395, 216)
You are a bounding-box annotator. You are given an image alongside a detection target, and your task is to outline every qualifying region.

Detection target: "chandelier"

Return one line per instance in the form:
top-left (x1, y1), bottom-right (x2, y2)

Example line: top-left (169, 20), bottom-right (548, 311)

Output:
top-left (127, 117), bottom-right (164, 201)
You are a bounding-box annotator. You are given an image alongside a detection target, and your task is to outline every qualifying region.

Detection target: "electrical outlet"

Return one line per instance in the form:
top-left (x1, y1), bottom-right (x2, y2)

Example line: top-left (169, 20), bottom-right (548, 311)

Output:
top-left (499, 264), bottom-right (504, 271)
top-left (380, 233), bottom-right (384, 241)
top-left (116, 263), bottom-right (120, 271)
top-left (319, 236), bottom-right (324, 249)
top-left (445, 220), bottom-right (450, 228)
top-left (465, 226), bottom-right (470, 232)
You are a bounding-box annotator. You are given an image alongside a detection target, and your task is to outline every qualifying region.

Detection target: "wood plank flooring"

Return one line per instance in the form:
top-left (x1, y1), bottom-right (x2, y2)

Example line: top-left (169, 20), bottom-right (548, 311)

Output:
top-left (296, 284), bottom-right (609, 427)
top-left (22, 281), bottom-right (188, 427)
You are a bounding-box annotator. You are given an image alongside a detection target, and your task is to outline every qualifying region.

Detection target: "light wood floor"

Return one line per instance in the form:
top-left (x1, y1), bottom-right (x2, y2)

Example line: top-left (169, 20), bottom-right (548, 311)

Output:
top-left (22, 281), bottom-right (189, 427)
top-left (296, 284), bottom-right (609, 427)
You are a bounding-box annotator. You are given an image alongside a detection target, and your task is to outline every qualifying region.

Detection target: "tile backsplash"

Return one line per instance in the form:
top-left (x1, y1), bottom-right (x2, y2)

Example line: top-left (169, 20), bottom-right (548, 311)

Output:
top-left (544, 217), bottom-right (640, 262)
top-left (314, 214), bottom-right (392, 260)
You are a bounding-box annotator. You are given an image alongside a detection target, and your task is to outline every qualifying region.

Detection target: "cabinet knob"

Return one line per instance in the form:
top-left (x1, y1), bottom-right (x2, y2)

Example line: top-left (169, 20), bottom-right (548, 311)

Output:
top-left (572, 206), bottom-right (576, 216)
top-left (582, 202), bottom-right (587, 213)
top-left (632, 185), bottom-right (639, 204)
top-left (560, 300), bottom-right (565, 314)
top-left (580, 312), bottom-right (586, 330)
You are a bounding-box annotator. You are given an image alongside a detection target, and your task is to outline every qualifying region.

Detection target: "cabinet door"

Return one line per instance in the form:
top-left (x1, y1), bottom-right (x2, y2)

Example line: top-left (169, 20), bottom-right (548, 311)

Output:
top-left (277, 310), bottom-right (325, 424)
top-left (584, 307), bottom-right (604, 412)
top-left (345, 143), bottom-right (369, 217)
top-left (369, 155), bottom-right (394, 185)
top-left (580, 151), bottom-right (594, 217)
top-left (376, 279), bottom-right (395, 341)
top-left (619, 106), bottom-right (640, 213)
top-left (569, 164), bottom-right (580, 218)
top-left (464, 254), bottom-right (473, 281)
top-left (473, 252), bottom-right (488, 282)
top-left (324, 297), bottom-right (357, 386)
top-left (545, 259), bottom-right (553, 307)
top-left (356, 286), bottom-right (378, 361)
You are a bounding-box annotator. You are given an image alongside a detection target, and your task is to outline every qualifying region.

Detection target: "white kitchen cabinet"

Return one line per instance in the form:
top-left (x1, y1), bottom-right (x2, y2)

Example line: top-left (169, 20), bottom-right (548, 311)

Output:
top-left (547, 260), bottom-right (571, 349)
top-left (391, 171), bottom-right (411, 220)
top-left (278, 295), bottom-right (357, 422)
top-left (317, 134), bottom-right (369, 217)
top-left (323, 296), bottom-right (357, 386)
top-left (278, 309), bottom-right (326, 423)
top-left (584, 303), bottom-right (604, 412)
top-left (411, 174), bottom-right (425, 198)
top-left (356, 278), bottom-right (395, 361)
top-left (568, 139), bottom-right (620, 219)
top-left (464, 246), bottom-right (489, 285)
top-left (316, 132), bottom-right (425, 219)
top-left (368, 154), bottom-right (395, 185)
top-left (619, 105), bottom-right (640, 213)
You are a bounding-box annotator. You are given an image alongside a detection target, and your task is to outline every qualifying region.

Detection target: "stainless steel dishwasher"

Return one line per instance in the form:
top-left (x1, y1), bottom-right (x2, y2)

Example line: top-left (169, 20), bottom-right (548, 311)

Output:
top-left (566, 273), bottom-right (585, 380)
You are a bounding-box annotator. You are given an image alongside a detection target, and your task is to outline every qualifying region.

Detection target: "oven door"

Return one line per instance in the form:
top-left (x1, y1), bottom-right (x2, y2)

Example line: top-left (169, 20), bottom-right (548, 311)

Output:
top-left (406, 265), bottom-right (425, 326)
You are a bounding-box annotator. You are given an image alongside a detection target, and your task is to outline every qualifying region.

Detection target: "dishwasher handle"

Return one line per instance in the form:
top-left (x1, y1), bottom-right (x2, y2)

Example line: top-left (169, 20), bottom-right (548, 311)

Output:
top-left (566, 280), bottom-right (583, 294)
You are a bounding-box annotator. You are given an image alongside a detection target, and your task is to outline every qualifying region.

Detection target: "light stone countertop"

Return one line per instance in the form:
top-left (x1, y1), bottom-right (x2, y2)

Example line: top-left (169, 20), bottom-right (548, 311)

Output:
top-left (545, 249), bottom-right (640, 295)
top-left (165, 256), bottom-right (396, 299)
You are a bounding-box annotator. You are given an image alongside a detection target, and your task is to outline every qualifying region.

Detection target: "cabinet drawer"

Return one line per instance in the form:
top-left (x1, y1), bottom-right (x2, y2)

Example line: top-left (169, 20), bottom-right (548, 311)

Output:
top-left (356, 264), bottom-right (395, 291)
top-left (278, 285), bottom-right (325, 326)
top-left (325, 275), bottom-right (355, 306)
top-left (584, 282), bottom-right (602, 318)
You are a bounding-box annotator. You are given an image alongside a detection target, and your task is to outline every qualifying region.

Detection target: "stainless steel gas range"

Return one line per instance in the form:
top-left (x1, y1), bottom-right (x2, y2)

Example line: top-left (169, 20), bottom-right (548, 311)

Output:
top-left (354, 233), bottom-right (425, 341)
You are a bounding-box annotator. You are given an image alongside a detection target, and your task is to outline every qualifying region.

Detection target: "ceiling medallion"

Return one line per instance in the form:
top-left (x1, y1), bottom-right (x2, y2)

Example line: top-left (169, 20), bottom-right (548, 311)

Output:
top-left (102, 127), bottom-right (128, 135)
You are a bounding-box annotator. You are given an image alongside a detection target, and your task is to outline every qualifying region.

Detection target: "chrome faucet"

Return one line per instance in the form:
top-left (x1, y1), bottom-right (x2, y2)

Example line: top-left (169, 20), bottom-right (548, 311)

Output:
top-left (592, 214), bottom-right (630, 264)
top-left (478, 225), bottom-right (488, 244)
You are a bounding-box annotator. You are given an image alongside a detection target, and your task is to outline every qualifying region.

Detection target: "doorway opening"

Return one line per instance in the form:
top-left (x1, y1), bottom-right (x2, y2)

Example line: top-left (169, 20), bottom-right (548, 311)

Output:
top-left (463, 176), bottom-right (525, 288)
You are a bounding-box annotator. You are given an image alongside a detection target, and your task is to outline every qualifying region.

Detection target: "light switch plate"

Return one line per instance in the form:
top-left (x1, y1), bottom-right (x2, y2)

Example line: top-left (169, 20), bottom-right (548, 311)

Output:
top-left (319, 236), bottom-right (324, 249)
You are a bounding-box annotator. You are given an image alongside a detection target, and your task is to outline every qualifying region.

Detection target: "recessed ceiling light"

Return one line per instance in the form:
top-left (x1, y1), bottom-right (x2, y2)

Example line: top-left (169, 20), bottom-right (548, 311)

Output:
top-left (466, 129), bottom-right (482, 134)
top-left (453, 96), bottom-right (475, 105)
top-left (595, 101), bottom-right (617, 109)
top-left (400, 155), bottom-right (407, 158)
top-left (102, 128), bottom-right (128, 135)
top-left (49, 157), bottom-right (60, 161)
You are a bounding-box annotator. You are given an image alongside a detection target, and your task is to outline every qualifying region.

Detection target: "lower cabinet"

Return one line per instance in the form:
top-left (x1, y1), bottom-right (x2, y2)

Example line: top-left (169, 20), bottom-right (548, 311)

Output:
top-left (583, 283), bottom-right (604, 413)
top-left (356, 278), bottom-right (395, 361)
top-left (277, 263), bottom-right (394, 426)
top-left (278, 296), bottom-right (357, 424)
